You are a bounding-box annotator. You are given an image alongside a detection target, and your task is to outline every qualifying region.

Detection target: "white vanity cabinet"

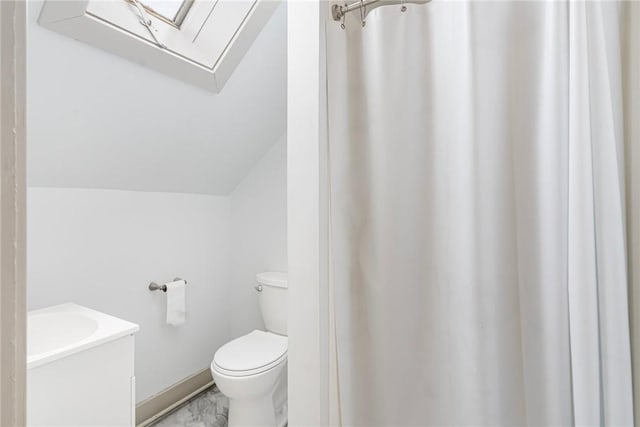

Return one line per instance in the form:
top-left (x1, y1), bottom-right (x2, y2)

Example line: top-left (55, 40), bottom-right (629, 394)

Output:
top-left (27, 304), bottom-right (139, 427)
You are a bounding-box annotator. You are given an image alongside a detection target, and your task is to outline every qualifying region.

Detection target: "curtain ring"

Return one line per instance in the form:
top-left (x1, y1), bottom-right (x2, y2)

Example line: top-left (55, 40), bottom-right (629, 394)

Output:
top-left (360, 0), bottom-right (366, 27)
top-left (401, 0), bottom-right (407, 12)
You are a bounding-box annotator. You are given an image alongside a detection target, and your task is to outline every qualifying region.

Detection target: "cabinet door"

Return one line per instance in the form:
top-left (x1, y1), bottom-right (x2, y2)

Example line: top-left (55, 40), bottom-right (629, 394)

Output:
top-left (27, 336), bottom-right (135, 426)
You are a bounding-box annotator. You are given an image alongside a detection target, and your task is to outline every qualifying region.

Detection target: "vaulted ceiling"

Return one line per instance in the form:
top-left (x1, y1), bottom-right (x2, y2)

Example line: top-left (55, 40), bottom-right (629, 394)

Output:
top-left (27, 1), bottom-right (287, 195)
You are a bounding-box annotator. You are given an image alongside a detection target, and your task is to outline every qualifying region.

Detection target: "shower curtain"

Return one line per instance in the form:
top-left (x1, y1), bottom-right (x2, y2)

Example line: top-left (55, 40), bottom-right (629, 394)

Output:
top-left (326, 1), bottom-right (640, 425)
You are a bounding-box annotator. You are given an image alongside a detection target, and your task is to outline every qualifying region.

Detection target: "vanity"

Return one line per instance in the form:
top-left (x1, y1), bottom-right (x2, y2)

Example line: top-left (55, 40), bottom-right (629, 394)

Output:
top-left (27, 303), bottom-right (139, 426)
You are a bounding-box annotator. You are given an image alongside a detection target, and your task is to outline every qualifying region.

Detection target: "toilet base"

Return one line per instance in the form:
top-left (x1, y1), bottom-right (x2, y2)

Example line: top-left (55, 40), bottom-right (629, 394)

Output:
top-left (212, 359), bottom-right (287, 427)
top-left (228, 395), bottom-right (276, 427)
top-left (226, 391), bottom-right (287, 427)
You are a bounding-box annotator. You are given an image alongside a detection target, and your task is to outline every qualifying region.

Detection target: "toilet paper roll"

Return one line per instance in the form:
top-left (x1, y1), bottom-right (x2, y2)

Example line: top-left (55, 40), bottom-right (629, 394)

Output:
top-left (166, 279), bottom-right (186, 326)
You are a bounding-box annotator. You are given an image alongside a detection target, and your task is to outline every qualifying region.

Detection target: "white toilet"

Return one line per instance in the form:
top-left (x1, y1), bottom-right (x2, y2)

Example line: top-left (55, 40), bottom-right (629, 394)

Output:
top-left (211, 272), bottom-right (288, 427)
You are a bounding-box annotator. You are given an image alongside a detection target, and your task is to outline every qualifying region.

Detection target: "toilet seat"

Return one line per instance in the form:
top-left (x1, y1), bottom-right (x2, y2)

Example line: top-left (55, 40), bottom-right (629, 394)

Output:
top-left (213, 330), bottom-right (287, 377)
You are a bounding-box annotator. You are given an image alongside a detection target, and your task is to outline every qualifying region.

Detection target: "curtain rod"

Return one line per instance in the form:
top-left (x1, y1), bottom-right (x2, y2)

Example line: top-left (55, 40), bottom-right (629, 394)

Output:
top-left (331, 0), bottom-right (431, 22)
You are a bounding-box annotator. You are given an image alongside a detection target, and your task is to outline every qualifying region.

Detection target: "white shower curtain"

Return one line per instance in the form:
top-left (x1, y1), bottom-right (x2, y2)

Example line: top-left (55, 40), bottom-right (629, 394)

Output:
top-left (326, 1), bottom-right (639, 425)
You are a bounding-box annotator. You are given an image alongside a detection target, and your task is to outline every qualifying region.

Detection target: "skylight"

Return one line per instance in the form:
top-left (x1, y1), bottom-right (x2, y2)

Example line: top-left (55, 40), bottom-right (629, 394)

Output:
top-left (38, 0), bottom-right (279, 92)
top-left (141, 0), bottom-right (193, 26)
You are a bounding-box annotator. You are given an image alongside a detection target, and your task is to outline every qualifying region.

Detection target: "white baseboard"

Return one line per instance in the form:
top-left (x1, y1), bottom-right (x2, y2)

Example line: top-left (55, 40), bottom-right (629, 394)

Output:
top-left (136, 368), bottom-right (214, 426)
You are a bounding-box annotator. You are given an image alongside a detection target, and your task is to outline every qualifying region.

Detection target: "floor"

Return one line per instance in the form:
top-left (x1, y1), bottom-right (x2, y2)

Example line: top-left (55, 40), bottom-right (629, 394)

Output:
top-left (151, 386), bottom-right (229, 427)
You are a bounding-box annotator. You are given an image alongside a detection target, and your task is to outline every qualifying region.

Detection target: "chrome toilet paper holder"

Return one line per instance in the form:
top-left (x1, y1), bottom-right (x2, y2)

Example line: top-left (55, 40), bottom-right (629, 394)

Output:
top-left (148, 278), bottom-right (187, 293)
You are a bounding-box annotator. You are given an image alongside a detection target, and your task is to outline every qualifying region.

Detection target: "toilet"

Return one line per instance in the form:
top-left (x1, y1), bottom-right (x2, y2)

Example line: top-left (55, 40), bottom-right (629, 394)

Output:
top-left (211, 272), bottom-right (288, 427)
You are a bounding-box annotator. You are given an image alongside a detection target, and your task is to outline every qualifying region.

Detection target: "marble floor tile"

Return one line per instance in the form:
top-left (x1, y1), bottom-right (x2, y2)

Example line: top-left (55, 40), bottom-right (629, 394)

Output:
top-left (150, 386), bottom-right (229, 427)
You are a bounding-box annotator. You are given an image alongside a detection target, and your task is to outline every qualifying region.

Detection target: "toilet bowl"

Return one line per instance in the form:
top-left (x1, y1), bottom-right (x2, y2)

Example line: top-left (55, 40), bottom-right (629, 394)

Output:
top-left (211, 273), bottom-right (288, 427)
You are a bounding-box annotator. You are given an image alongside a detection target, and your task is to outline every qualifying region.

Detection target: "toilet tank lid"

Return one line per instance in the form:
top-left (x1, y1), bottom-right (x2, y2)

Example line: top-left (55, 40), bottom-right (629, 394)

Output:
top-left (256, 272), bottom-right (288, 288)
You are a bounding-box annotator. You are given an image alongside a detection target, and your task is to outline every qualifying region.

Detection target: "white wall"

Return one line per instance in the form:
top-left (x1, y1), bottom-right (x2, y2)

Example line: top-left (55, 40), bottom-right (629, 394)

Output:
top-left (229, 135), bottom-right (287, 338)
top-left (287, 1), bottom-right (330, 425)
top-left (27, 188), bottom-right (231, 402)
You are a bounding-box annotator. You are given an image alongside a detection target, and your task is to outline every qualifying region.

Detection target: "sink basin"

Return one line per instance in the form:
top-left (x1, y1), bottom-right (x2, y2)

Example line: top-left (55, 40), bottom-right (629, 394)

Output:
top-left (27, 303), bottom-right (139, 369)
top-left (28, 312), bottom-right (98, 356)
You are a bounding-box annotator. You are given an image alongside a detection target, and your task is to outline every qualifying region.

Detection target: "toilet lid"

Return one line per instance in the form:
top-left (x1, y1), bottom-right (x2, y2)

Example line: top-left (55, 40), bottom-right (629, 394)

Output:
top-left (213, 330), bottom-right (287, 377)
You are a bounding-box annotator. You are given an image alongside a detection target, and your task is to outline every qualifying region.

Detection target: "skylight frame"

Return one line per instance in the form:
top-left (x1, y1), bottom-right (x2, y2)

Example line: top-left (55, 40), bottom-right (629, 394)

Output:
top-left (141, 0), bottom-right (194, 28)
top-left (37, 0), bottom-right (279, 93)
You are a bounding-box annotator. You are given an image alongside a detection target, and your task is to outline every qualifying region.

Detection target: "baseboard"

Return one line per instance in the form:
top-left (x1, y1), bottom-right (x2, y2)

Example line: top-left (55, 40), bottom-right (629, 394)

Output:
top-left (136, 368), bottom-right (214, 426)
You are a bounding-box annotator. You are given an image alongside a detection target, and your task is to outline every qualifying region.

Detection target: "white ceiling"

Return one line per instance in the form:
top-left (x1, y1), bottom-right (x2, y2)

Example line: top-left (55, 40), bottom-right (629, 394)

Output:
top-left (27, 1), bottom-right (287, 195)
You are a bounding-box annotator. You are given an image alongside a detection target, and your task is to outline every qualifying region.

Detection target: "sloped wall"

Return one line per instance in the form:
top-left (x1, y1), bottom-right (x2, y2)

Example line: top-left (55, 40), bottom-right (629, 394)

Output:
top-left (26, 1), bottom-right (286, 195)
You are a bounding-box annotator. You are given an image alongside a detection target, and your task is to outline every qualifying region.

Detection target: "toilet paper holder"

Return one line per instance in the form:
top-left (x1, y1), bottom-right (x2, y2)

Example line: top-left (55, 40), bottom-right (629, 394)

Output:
top-left (149, 278), bottom-right (187, 293)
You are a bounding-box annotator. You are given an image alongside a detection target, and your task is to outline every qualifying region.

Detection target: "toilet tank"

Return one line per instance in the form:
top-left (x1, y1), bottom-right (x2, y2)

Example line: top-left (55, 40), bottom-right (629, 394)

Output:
top-left (256, 272), bottom-right (287, 336)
